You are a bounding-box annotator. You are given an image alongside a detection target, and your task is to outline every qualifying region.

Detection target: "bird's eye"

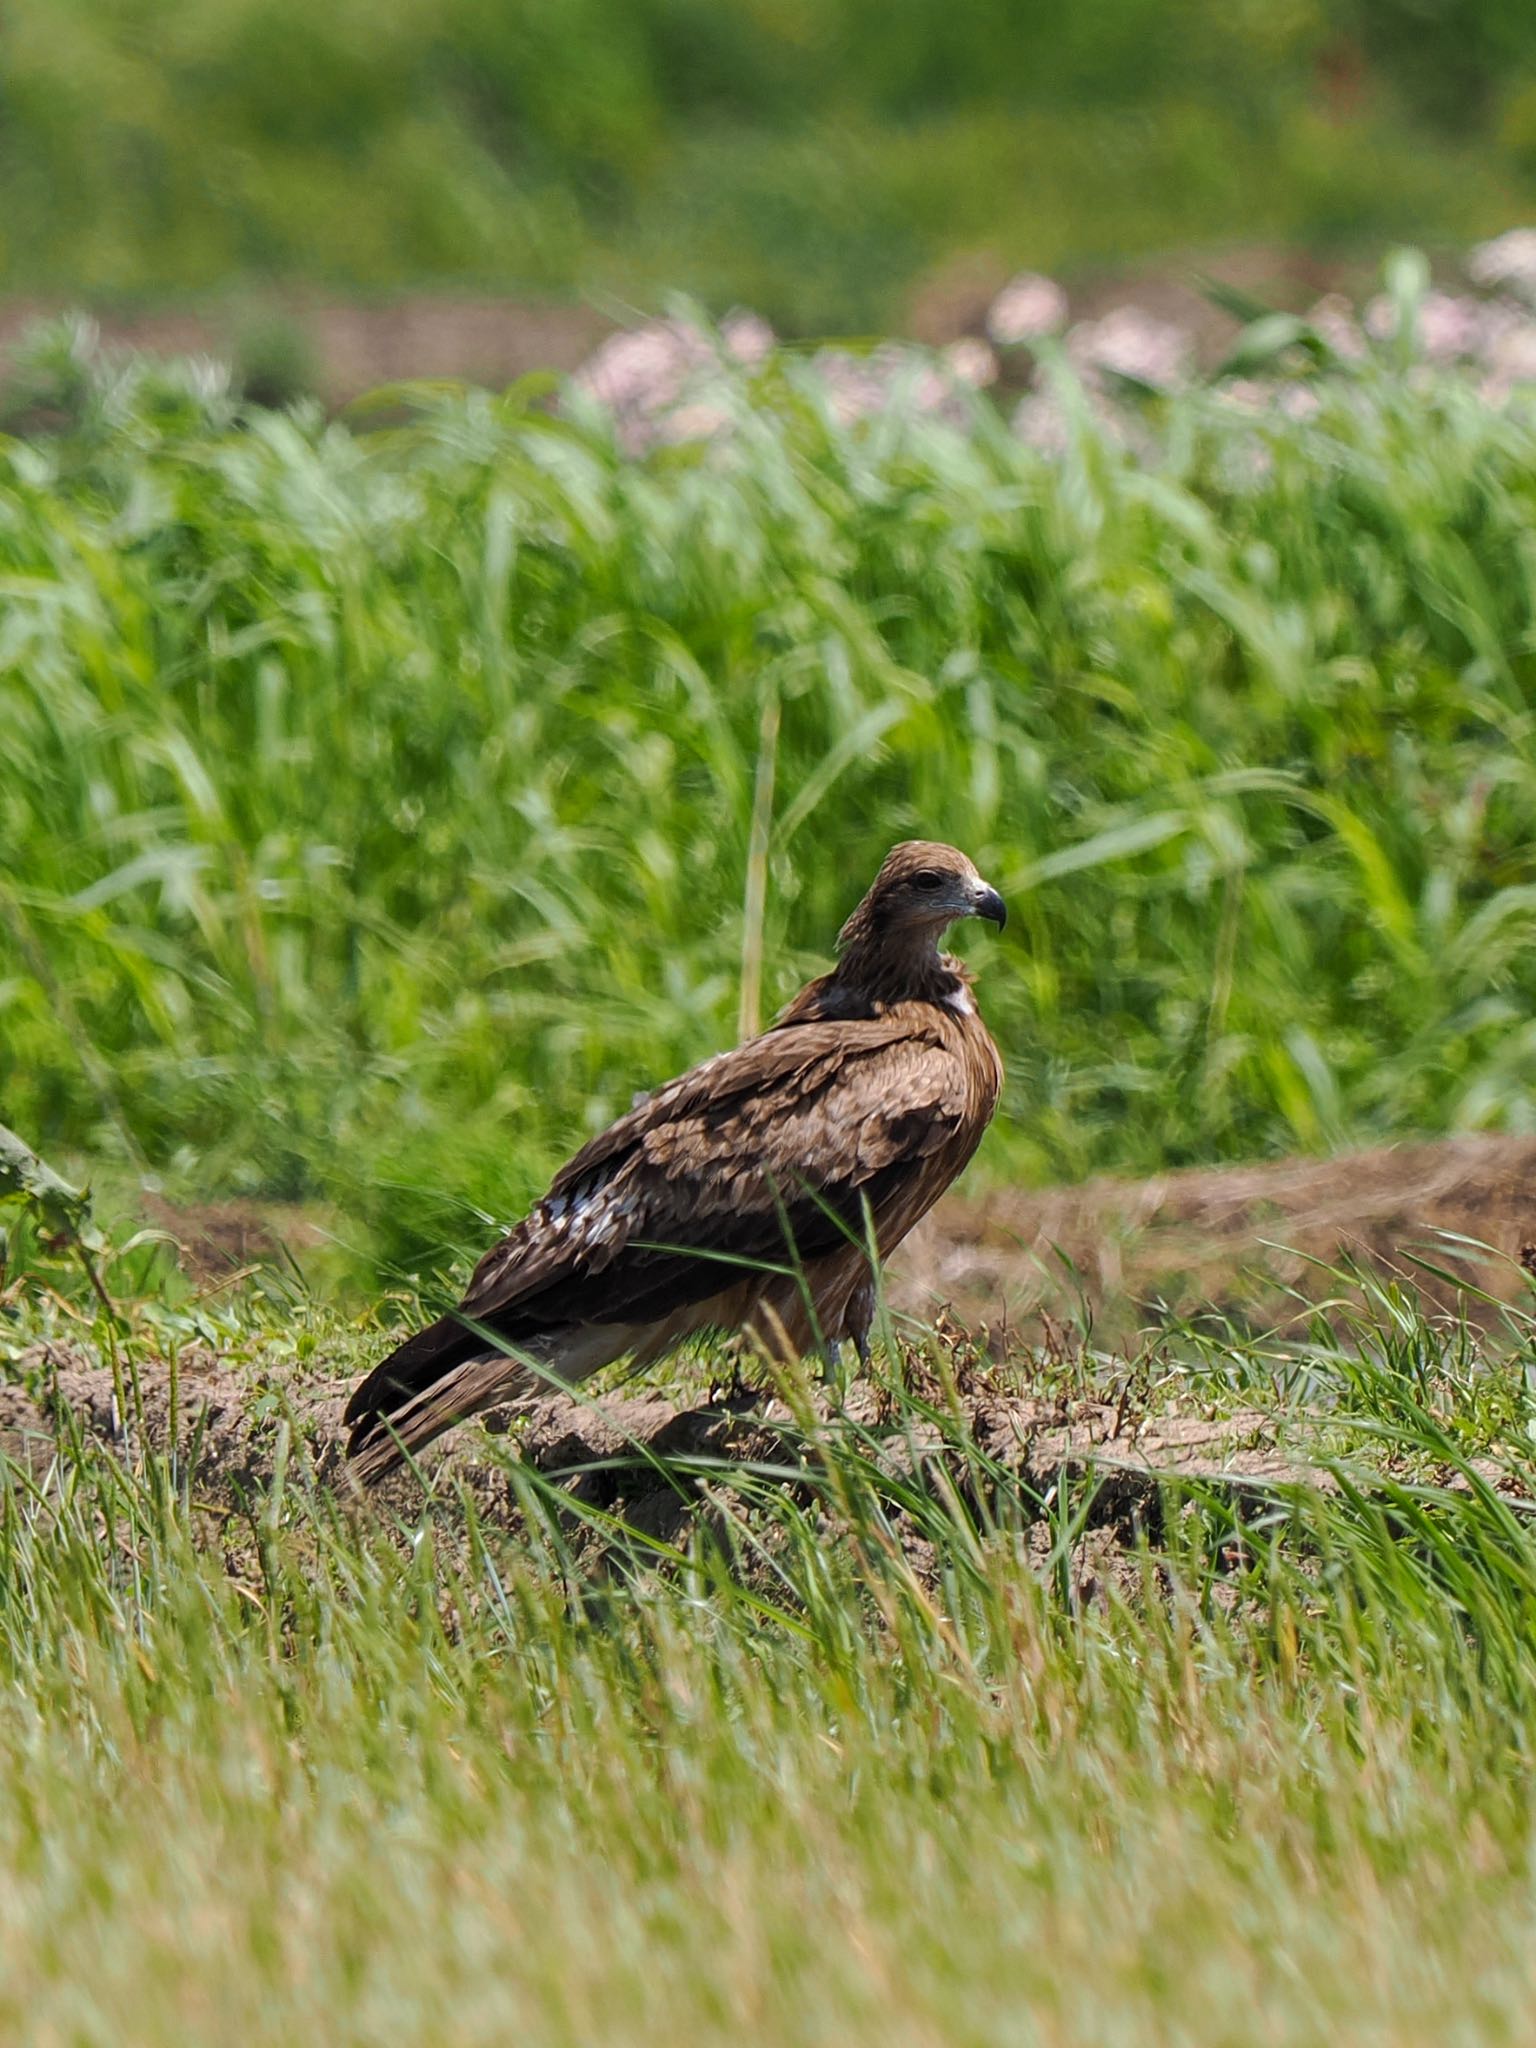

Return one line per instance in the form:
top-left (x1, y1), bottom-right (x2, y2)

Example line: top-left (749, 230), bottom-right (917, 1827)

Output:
top-left (912, 870), bottom-right (945, 891)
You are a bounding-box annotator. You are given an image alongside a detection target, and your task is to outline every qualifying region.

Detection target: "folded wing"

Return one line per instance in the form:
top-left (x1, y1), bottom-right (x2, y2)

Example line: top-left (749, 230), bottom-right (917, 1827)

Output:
top-left (343, 1017), bottom-right (970, 1446)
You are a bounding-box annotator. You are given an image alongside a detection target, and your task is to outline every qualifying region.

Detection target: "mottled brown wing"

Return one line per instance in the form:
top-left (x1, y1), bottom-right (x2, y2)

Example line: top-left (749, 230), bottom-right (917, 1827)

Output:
top-left (455, 1019), bottom-right (972, 1330)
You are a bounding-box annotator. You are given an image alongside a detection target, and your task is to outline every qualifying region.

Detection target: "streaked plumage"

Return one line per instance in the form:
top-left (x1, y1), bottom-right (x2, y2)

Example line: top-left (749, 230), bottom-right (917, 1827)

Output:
top-left (345, 841), bottom-right (1005, 1482)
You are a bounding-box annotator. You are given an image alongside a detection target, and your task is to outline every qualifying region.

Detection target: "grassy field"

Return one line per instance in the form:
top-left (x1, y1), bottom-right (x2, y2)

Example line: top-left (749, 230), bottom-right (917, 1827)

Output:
top-left (9, 281), bottom-right (1536, 2038)
top-left (3, 1218), bottom-right (1536, 2042)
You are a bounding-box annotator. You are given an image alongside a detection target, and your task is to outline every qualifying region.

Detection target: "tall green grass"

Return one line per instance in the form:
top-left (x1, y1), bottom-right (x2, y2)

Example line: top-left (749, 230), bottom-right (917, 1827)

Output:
top-left (7, 314), bottom-right (1536, 1270)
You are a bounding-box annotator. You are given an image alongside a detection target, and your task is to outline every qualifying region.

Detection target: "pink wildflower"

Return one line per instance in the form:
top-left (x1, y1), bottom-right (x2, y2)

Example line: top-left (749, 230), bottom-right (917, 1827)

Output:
top-left (1481, 319), bottom-right (1536, 402)
top-left (986, 273), bottom-right (1068, 346)
top-left (571, 310), bottom-right (776, 452)
top-left (1067, 306), bottom-right (1191, 391)
top-left (942, 338), bottom-right (999, 388)
top-left (1307, 294), bottom-right (1367, 361)
top-left (1468, 229), bottom-right (1536, 298)
top-left (720, 311), bottom-right (775, 366)
top-left (1416, 292), bottom-right (1485, 361)
top-left (1365, 290), bottom-right (1485, 359)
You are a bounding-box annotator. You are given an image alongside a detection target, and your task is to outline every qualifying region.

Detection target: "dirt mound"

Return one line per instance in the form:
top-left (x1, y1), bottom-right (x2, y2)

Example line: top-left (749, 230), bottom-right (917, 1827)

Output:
top-left (147, 1136), bottom-right (1536, 1325)
top-left (141, 1195), bottom-right (334, 1283)
top-left (898, 1134), bottom-right (1536, 1333)
top-left (0, 1337), bottom-right (1300, 1602)
top-left (0, 294), bottom-right (610, 407)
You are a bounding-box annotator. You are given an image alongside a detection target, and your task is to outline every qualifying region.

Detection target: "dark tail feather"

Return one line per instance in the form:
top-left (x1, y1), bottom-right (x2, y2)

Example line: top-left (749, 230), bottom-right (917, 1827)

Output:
top-left (347, 1356), bottom-right (533, 1486)
top-left (343, 1312), bottom-right (483, 1433)
top-left (344, 1313), bottom-right (525, 1484)
top-left (345, 1312), bottom-right (634, 1486)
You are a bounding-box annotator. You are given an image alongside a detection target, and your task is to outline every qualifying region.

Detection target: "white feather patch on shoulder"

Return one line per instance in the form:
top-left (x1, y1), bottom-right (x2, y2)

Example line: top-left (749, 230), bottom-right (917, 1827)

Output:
top-left (943, 985), bottom-right (976, 1015)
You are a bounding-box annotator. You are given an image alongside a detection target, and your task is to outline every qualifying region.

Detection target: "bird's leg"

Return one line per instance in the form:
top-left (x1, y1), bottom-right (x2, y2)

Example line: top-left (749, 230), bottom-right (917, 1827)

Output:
top-left (710, 1334), bottom-right (771, 1410)
top-left (816, 1317), bottom-right (870, 1404)
top-left (845, 1272), bottom-right (877, 1377)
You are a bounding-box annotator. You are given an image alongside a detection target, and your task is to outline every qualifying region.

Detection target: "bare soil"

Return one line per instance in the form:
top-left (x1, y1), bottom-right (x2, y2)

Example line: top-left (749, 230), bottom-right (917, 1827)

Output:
top-left (0, 1333), bottom-right (1302, 1605)
top-left (146, 1134), bottom-right (1536, 1317)
top-left (897, 1133), bottom-right (1536, 1335)
top-left (0, 293), bottom-right (612, 407)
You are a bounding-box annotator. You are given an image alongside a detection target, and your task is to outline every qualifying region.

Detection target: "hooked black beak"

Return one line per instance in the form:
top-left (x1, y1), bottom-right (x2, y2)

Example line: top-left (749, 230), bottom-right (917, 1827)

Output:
top-left (973, 882), bottom-right (1007, 931)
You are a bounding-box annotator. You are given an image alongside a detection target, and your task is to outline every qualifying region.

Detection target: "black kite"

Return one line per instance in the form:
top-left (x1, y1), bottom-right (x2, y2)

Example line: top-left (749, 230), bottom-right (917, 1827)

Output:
top-left (345, 840), bottom-right (1005, 1481)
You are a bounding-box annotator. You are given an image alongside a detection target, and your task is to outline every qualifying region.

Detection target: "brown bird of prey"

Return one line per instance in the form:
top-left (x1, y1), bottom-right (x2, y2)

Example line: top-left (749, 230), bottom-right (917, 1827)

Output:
top-left (345, 841), bottom-right (1005, 1482)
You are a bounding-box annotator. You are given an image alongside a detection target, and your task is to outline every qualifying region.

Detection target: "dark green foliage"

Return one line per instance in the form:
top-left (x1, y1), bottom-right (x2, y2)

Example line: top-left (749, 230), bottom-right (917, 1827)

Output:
top-left (3, 0), bottom-right (1536, 327)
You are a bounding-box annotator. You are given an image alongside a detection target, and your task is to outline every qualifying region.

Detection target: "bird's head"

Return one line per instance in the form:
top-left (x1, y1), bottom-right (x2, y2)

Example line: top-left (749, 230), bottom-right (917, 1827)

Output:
top-left (838, 841), bottom-right (1007, 952)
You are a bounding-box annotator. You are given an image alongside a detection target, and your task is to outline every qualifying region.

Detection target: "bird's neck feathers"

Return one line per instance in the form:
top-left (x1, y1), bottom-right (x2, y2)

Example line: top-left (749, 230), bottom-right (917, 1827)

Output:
top-left (836, 928), bottom-right (965, 1006)
top-left (778, 926), bottom-right (975, 1023)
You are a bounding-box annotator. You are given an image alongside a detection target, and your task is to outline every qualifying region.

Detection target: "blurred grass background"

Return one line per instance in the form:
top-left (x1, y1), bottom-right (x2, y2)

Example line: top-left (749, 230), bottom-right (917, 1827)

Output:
top-left (9, 0), bottom-right (1536, 331)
